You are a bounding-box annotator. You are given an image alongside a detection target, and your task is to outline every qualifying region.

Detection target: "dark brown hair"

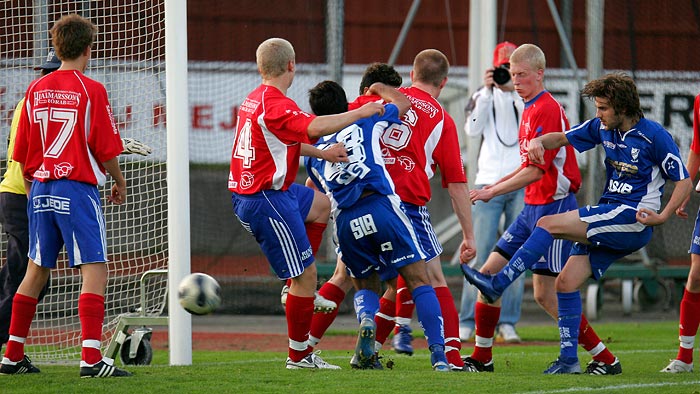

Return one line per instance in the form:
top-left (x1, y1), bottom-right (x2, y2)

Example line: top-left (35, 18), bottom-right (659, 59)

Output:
top-left (581, 73), bottom-right (644, 119)
top-left (50, 14), bottom-right (96, 61)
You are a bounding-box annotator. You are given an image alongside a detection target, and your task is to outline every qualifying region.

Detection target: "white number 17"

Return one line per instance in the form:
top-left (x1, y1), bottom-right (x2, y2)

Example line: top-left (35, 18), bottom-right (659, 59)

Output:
top-left (33, 108), bottom-right (78, 158)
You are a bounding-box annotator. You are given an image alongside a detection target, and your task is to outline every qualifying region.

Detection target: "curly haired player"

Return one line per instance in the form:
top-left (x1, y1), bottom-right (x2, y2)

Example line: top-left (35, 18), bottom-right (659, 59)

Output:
top-left (463, 72), bottom-right (692, 374)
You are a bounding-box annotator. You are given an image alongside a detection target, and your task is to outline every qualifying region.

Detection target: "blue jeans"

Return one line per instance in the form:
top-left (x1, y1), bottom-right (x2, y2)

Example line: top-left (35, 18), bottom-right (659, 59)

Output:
top-left (459, 186), bottom-right (525, 328)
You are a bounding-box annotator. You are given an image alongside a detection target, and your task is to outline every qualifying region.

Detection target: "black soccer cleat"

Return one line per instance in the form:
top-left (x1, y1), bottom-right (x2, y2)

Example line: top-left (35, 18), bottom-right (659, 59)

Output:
top-left (462, 356), bottom-right (495, 372)
top-left (585, 358), bottom-right (622, 375)
top-left (80, 359), bottom-right (133, 378)
top-left (0, 355), bottom-right (40, 375)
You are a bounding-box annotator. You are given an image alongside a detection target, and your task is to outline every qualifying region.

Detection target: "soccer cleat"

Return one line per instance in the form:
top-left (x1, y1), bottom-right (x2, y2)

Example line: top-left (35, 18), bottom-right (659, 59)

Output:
top-left (543, 357), bottom-right (582, 374)
top-left (460, 264), bottom-right (503, 303)
top-left (462, 356), bottom-right (495, 372)
top-left (80, 358), bottom-right (132, 378)
top-left (286, 351), bottom-right (341, 370)
top-left (459, 326), bottom-right (474, 342)
top-left (350, 352), bottom-right (383, 370)
top-left (280, 285), bottom-right (337, 314)
top-left (280, 284), bottom-right (290, 306)
top-left (0, 355), bottom-right (40, 375)
top-left (313, 292), bottom-right (337, 314)
top-left (392, 325), bottom-right (414, 355)
top-left (660, 359), bottom-right (693, 373)
top-left (429, 344), bottom-right (450, 372)
top-left (353, 318), bottom-right (377, 369)
top-left (497, 324), bottom-right (521, 343)
top-left (586, 357), bottom-right (622, 375)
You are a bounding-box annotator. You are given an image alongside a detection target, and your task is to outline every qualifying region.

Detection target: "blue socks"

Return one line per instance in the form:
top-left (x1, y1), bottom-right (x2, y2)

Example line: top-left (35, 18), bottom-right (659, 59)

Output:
top-left (353, 289), bottom-right (379, 323)
top-left (493, 227), bottom-right (554, 290)
top-left (411, 285), bottom-right (444, 348)
top-left (557, 290), bottom-right (582, 363)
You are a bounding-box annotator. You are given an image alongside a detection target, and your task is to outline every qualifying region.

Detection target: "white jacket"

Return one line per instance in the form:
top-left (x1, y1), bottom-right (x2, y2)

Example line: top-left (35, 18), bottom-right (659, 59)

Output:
top-left (464, 86), bottom-right (524, 185)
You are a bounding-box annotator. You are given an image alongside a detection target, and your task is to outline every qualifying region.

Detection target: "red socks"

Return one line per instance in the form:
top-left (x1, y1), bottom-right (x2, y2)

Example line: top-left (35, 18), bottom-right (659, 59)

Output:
top-left (375, 297), bottom-right (396, 346)
top-left (285, 293), bottom-right (314, 361)
top-left (435, 286), bottom-right (463, 367)
top-left (79, 293), bottom-right (105, 365)
top-left (677, 289), bottom-right (700, 363)
top-left (472, 301), bottom-right (500, 363)
top-left (578, 313), bottom-right (615, 364)
top-left (4, 294), bottom-right (38, 362)
top-left (305, 222), bottom-right (327, 255)
top-left (309, 282), bottom-right (346, 343)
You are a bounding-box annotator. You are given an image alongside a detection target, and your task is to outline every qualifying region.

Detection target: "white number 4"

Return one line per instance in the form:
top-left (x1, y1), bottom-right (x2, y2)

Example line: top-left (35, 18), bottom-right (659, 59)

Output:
top-left (234, 117), bottom-right (255, 168)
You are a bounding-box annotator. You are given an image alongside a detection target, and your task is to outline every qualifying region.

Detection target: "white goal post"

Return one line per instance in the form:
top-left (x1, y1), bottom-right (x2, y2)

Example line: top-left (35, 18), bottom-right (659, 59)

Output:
top-left (0, 1), bottom-right (191, 365)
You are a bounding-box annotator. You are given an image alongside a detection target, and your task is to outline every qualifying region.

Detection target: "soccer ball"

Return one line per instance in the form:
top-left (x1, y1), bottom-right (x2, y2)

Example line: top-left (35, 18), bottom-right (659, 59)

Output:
top-left (178, 273), bottom-right (222, 315)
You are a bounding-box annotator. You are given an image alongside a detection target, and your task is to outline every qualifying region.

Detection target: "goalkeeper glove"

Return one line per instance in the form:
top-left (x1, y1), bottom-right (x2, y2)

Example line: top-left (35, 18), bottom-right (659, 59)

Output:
top-left (121, 137), bottom-right (153, 156)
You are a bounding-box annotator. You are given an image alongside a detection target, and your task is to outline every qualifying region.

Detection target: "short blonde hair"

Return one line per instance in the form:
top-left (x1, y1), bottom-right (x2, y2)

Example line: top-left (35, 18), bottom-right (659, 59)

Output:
top-left (412, 49), bottom-right (449, 87)
top-left (510, 44), bottom-right (546, 71)
top-left (256, 38), bottom-right (295, 79)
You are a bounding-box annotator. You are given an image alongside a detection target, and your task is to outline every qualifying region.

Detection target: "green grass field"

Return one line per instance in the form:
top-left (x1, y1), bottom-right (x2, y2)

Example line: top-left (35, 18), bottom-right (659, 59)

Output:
top-left (4, 320), bottom-right (700, 394)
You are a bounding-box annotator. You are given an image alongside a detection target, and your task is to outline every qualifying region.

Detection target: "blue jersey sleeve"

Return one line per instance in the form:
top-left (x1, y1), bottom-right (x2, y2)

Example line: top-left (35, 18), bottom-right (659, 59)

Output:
top-left (651, 125), bottom-right (689, 182)
top-left (374, 103), bottom-right (402, 125)
top-left (565, 118), bottom-right (603, 153)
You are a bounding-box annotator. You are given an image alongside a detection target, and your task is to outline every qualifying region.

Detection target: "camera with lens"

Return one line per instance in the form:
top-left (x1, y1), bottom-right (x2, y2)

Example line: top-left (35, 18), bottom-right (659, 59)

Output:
top-left (492, 65), bottom-right (511, 85)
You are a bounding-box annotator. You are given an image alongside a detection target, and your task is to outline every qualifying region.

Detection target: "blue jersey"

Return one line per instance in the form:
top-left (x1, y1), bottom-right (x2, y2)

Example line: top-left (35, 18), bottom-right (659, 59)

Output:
top-left (306, 103), bottom-right (402, 209)
top-left (566, 117), bottom-right (688, 211)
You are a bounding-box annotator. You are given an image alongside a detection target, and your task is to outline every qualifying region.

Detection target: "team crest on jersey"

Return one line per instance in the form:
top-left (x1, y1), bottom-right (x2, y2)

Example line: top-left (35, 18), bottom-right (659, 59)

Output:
top-left (239, 171), bottom-right (254, 189)
top-left (630, 148), bottom-right (639, 162)
top-left (397, 156), bottom-right (415, 172)
top-left (54, 162), bottom-right (74, 178)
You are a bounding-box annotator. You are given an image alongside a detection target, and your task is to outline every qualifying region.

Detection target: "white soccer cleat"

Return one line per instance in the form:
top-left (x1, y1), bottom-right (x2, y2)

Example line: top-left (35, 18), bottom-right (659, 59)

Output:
top-left (280, 284), bottom-right (290, 306)
top-left (313, 292), bottom-right (337, 313)
top-left (280, 285), bottom-right (337, 313)
top-left (497, 324), bottom-right (521, 343)
top-left (660, 359), bottom-right (693, 373)
top-left (286, 351), bottom-right (341, 370)
top-left (459, 326), bottom-right (474, 342)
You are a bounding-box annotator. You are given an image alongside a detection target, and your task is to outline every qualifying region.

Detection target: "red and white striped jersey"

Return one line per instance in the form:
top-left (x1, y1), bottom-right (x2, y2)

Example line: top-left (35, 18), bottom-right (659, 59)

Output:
top-left (519, 90), bottom-right (581, 205)
top-left (14, 70), bottom-right (123, 186)
top-left (228, 84), bottom-right (315, 194)
top-left (378, 86), bottom-right (467, 206)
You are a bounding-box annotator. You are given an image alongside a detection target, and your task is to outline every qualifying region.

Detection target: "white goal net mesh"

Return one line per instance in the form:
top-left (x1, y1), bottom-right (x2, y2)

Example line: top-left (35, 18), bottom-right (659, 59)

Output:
top-left (0, 1), bottom-right (168, 361)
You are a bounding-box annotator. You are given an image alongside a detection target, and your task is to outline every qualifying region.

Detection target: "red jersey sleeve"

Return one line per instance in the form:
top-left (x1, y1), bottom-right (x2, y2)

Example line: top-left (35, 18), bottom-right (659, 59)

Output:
top-left (521, 106), bottom-right (566, 171)
top-left (262, 95), bottom-right (315, 144)
top-left (87, 83), bottom-right (123, 163)
top-left (434, 114), bottom-right (467, 187)
top-left (691, 94), bottom-right (700, 154)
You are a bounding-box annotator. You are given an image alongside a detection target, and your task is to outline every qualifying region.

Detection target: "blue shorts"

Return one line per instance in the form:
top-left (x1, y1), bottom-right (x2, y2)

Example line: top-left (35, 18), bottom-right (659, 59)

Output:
top-left (690, 204), bottom-right (700, 255)
top-left (335, 193), bottom-right (425, 279)
top-left (401, 202), bottom-right (443, 262)
top-left (496, 193), bottom-right (577, 274)
top-left (574, 203), bottom-right (653, 279)
top-left (28, 180), bottom-right (108, 268)
top-left (231, 183), bottom-right (315, 280)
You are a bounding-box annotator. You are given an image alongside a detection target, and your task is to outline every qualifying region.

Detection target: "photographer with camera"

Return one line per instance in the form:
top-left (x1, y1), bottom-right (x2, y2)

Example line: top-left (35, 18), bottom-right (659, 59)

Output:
top-left (459, 41), bottom-right (525, 343)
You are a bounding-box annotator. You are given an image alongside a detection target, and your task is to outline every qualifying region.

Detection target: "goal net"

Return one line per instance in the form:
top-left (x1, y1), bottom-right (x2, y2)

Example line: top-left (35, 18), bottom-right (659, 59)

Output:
top-left (0, 1), bottom-right (168, 361)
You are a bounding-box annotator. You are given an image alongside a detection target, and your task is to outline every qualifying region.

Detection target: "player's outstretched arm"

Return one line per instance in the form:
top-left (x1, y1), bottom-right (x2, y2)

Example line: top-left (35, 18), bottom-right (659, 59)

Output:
top-left (307, 102), bottom-right (384, 139)
top-left (367, 82), bottom-right (410, 116)
top-left (448, 182), bottom-right (476, 262)
top-left (528, 132), bottom-right (569, 164)
top-left (301, 142), bottom-right (348, 163)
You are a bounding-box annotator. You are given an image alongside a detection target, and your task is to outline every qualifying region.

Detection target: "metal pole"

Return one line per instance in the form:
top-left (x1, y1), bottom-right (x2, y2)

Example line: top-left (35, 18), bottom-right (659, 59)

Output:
top-left (388, 0), bottom-right (421, 66)
top-left (545, 0), bottom-right (583, 92)
top-left (585, 0), bottom-right (605, 206)
top-left (165, 0), bottom-right (192, 366)
top-left (326, 0), bottom-right (344, 83)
